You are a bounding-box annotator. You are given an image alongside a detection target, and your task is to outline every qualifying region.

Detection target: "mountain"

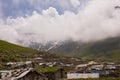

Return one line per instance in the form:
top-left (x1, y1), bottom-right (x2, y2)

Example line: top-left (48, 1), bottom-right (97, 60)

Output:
top-left (0, 40), bottom-right (37, 62)
top-left (30, 37), bottom-right (120, 61)
top-left (29, 41), bottom-right (61, 51)
top-left (51, 37), bottom-right (120, 61)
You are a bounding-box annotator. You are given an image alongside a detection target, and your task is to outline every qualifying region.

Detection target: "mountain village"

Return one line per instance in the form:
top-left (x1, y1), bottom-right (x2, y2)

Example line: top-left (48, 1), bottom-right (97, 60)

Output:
top-left (0, 52), bottom-right (120, 80)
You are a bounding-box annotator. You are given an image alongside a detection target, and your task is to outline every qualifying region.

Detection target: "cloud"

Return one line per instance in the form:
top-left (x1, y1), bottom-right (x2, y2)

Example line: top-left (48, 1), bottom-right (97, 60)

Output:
top-left (1, 0), bottom-right (84, 18)
top-left (0, 0), bottom-right (120, 46)
top-left (71, 0), bottom-right (81, 7)
top-left (42, 7), bottom-right (59, 17)
top-left (11, 0), bottom-right (73, 13)
top-left (0, 19), bottom-right (19, 44)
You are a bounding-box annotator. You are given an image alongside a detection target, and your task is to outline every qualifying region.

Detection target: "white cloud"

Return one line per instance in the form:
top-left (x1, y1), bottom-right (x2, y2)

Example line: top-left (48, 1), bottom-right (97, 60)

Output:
top-left (0, 20), bottom-right (19, 44)
top-left (0, 0), bottom-right (120, 46)
top-left (42, 7), bottom-right (59, 17)
top-left (11, 0), bottom-right (75, 12)
top-left (71, 0), bottom-right (80, 7)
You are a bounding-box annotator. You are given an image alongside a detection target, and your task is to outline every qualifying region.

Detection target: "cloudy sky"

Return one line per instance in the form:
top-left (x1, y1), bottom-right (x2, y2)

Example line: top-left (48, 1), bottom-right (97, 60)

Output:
top-left (0, 0), bottom-right (120, 46)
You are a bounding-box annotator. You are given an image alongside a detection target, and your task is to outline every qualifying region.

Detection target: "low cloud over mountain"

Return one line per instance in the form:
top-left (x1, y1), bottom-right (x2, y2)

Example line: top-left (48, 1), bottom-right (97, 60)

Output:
top-left (0, 0), bottom-right (120, 46)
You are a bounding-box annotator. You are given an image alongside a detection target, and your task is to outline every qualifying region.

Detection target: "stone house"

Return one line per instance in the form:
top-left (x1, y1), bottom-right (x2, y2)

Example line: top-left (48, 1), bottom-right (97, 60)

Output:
top-left (36, 67), bottom-right (66, 80)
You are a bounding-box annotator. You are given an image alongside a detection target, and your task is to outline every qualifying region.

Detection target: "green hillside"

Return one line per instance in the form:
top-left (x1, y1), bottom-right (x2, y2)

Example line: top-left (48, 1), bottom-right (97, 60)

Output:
top-left (80, 38), bottom-right (120, 61)
top-left (73, 37), bottom-right (120, 61)
top-left (0, 40), bottom-right (37, 62)
top-left (49, 37), bottom-right (120, 61)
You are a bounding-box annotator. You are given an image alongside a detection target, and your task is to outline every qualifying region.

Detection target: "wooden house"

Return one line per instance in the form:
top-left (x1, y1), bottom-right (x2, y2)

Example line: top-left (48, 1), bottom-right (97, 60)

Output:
top-left (12, 68), bottom-right (47, 80)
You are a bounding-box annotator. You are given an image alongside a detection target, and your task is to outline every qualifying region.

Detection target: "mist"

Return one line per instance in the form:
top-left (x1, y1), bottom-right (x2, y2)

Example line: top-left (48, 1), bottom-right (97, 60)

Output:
top-left (0, 0), bottom-right (120, 46)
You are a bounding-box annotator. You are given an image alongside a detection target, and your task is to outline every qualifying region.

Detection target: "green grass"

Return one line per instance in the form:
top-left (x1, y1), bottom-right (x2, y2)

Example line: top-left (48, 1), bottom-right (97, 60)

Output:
top-left (0, 40), bottom-right (37, 62)
top-left (35, 67), bottom-right (60, 73)
top-left (0, 66), bottom-right (9, 70)
top-left (81, 38), bottom-right (120, 61)
top-left (0, 40), bottom-right (36, 55)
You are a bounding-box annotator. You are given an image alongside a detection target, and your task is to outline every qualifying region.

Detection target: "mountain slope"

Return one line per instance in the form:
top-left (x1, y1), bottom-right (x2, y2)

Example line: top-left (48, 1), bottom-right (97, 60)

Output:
top-left (0, 40), bottom-right (37, 62)
top-left (48, 37), bottom-right (120, 61)
top-left (75, 37), bottom-right (120, 61)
